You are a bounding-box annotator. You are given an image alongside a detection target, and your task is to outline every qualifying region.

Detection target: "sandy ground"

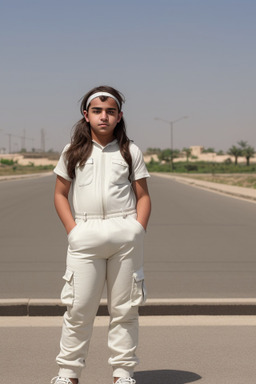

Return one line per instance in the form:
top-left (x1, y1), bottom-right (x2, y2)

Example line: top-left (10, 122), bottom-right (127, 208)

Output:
top-left (0, 153), bottom-right (58, 166)
top-left (175, 173), bottom-right (256, 189)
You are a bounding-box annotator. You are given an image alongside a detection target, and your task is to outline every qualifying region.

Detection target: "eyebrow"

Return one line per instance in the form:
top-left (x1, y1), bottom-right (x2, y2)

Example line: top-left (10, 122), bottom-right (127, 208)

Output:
top-left (91, 107), bottom-right (117, 111)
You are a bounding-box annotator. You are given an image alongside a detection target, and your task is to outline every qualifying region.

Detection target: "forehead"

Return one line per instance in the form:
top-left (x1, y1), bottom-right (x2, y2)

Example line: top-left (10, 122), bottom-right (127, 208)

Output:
top-left (89, 97), bottom-right (119, 109)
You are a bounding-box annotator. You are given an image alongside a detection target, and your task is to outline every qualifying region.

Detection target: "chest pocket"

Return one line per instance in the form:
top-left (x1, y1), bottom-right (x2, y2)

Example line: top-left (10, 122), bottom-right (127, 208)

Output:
top-left (111, 158), bottom-right (129, 185)
top-left (77, 158), bottom-right (94, 187)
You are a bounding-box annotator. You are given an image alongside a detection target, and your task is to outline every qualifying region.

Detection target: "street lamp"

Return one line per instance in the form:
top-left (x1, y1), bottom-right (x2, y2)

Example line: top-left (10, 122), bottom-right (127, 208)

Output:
top-left (154, 116), bottom-right (188, 171)
top-left (154, 116), bottom-right (188, 152)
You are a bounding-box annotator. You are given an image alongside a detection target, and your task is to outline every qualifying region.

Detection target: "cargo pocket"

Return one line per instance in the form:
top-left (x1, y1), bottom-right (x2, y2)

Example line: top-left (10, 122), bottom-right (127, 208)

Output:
top-left (61, 269), bottom-right (74, 306)
top-left (131, 267), bottom-right (147, 306)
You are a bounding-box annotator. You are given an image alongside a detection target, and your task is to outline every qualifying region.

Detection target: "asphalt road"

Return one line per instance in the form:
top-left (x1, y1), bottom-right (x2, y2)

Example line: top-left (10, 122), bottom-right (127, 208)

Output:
top-left (1, 173), bottom-right (256, 299)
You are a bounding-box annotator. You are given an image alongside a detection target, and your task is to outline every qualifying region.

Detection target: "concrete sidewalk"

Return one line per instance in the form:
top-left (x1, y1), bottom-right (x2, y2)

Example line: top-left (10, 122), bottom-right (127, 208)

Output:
top-left (2, 316), bottom-right (256, 384)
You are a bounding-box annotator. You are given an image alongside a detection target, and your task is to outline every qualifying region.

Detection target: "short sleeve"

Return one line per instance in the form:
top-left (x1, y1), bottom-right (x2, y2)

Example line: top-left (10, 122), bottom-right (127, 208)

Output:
top-left (130, 142), bottom-right (150, 182)
top-left (53, 144), bottom-right (72, 182)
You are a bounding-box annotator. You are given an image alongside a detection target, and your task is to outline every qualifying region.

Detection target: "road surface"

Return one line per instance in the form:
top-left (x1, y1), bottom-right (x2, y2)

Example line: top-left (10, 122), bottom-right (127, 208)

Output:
top-left (1, 173), bottom-right (256, 299)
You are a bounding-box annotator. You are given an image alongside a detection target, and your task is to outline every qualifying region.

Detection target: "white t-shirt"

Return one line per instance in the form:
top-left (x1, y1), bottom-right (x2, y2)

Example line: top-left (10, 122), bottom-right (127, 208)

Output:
top-left (54, 140), bottom-right (150, 217)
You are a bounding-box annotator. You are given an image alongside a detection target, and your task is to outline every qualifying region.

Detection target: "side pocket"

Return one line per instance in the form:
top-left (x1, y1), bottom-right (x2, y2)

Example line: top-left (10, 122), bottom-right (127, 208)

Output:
top-left (130, 217), bottom-right (146, 234)
top-left (67, 221), bottom-right (83, 248)
top-left (67, 224), bottom-right (78, 239)
top-left (130, 267), bottom-right (147, 307)
top-left (60, 269), bottom-right (74, 306)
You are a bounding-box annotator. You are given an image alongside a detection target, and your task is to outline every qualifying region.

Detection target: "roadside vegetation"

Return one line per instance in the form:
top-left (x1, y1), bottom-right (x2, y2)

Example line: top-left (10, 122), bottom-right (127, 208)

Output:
top-left (146, 159), bottom-right (256, 174)
top-left (145, 141), bottom-right (256, 189)
top-left (1, 142), bottom-right (255, 189)
top-left (0, 158), bottom-right (54, 176)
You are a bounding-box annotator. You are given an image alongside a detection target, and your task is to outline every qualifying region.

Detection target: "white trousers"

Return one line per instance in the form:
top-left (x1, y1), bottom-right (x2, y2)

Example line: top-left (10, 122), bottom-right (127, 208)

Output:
top-left (56, 213), bottom-right (146, 379)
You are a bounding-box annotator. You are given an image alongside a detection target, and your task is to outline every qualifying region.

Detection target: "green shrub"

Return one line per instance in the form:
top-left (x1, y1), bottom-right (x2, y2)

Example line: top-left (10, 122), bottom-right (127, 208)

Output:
top-left (184, 164), bottom-right (198, 172)
top-left (146, 160), bottom-right (256, 174)
top-left (1, 158), bottom-right (16, 166)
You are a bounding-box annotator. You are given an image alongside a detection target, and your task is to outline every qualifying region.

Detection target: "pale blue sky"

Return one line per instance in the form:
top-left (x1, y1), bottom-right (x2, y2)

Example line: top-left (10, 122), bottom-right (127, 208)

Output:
top-left (0, 0), bottom-right (255, 153)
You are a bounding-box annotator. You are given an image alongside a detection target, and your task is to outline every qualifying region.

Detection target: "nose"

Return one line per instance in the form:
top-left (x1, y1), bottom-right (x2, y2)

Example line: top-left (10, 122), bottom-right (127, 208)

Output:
top-left (100, 110), bottom-right (108, 120)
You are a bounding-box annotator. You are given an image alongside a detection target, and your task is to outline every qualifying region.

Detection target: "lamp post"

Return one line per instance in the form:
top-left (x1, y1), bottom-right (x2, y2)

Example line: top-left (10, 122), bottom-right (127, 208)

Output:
top-left (154, 116), bottom-right (188, 171)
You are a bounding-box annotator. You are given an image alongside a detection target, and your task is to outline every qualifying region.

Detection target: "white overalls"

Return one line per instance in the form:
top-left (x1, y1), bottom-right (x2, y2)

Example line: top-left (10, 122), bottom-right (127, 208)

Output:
top-left (54, 139), bottom-right (150, 379)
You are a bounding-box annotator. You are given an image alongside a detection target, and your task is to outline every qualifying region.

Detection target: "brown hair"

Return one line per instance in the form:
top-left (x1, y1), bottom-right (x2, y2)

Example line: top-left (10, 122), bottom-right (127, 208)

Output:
top-left (65, 86), bottom-right (132, 181)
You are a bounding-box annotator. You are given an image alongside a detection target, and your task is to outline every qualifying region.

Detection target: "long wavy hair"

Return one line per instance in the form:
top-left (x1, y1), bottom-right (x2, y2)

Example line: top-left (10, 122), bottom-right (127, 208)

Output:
top-left (65, 85), bottom-right (132, 180)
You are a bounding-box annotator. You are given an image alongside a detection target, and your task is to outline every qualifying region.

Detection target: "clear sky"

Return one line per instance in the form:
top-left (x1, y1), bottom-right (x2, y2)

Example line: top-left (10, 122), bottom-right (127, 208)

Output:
top-left (0, 0), bottom-right (255, 153)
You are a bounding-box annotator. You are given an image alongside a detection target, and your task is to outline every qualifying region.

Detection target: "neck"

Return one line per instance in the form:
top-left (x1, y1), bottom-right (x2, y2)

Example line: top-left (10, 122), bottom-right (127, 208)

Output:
top-left (91, 133), bottom-right (115, 147)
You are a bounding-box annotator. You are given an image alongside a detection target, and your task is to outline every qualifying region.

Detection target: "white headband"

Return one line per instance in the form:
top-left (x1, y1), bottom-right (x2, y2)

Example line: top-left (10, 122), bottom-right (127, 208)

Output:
top-left (85, 92), bottom-right (121, 110)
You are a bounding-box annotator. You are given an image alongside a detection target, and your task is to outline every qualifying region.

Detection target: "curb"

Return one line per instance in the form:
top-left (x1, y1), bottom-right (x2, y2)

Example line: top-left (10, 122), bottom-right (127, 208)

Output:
top-left (2, 299), bottom-right (256, 316)
top-left (0, 172), bottom-right (53, 182)
top-left (152, 173), bottom-right (256, 203)
top-left (177, 178), bottom-right (256, 202)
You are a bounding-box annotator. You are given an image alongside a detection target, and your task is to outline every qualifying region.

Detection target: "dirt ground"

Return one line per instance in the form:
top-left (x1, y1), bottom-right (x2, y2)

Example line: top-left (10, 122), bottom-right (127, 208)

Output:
top-left (180, 174), bottom-right (256, 189)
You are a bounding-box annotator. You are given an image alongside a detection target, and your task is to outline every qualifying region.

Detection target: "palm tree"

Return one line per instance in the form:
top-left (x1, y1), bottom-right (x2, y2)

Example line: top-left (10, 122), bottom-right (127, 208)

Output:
top-left (242, 146), bottom-right (255, 166)
top-left (237, 140), bottom-right (248, 149)
top-left (227, 145), bottom-right (242, 165)
top-left (182, 147), bottom-right (192, 162)
top-left (236, 141), bottom-right (255, 166)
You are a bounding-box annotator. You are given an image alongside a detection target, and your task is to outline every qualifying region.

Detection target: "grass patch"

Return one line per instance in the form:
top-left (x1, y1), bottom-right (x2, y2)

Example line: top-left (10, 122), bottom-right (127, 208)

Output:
top-left (177, 174), bottom-right (256, 189)
top-left (146, 159), bottom-right (256, 174)
top-left (146, 160), bottom-right (256, 189)
top-left (0, 163), bottom-right (54, 176)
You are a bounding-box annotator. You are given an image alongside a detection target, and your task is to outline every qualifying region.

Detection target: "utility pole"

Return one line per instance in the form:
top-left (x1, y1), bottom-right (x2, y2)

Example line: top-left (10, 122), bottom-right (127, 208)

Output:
top-left (7, 133), bottom-right (12, 153)
top-left (21, 129), bottom-right (26, 150)
top-left (154, 116), bottom-right (188, 171)
top-left (41, 129), bottom-right (46, 152)
top-left (5, 131), bottom-right (34, 153)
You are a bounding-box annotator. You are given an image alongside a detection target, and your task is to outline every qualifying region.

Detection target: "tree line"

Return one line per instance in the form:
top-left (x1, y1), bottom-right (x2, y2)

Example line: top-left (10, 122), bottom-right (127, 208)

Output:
top-left (146, 140), bottom-right (255, 168)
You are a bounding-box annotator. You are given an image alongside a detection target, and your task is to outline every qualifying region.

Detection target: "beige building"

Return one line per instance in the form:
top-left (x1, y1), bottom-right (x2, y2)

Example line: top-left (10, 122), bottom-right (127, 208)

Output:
top-left (190, 146), bottom-right (204, 157)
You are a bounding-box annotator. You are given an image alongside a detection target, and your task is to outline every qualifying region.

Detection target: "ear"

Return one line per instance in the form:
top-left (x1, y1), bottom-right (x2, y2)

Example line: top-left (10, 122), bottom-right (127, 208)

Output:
top-left (83, 110), bottom-right (90, 123)
top-left (117, 111), bottom-right (123, 123)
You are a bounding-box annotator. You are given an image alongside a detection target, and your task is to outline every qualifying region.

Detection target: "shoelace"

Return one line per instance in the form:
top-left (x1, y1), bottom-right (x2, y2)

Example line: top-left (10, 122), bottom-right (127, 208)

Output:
top-left (115, 378), bottom-right (136, 384)
top-left (51, 377), bottom-right (77, 384)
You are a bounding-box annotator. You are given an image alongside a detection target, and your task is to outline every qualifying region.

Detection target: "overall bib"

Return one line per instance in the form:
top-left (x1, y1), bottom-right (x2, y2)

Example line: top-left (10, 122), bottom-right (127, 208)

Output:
top-left (54, 140), bottom-right (149, 379)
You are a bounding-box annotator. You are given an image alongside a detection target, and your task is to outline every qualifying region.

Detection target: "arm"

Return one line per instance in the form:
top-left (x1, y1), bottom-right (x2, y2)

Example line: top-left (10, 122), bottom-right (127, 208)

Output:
top-left (54, 175), bottom-right (76, 235)
top-left (132, 178), bottom-right (151, 231)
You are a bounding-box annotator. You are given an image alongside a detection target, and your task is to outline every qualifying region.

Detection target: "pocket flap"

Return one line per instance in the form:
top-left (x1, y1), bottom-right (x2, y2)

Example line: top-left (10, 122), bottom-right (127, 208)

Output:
top-left (76, 157), bottom-right (94, 167)
top-left (133, 267), bottom-right (144, 282)
top-left (112, 159), bottom-right (128, 167)
top-left (62, 269), bottom-right (73, 282)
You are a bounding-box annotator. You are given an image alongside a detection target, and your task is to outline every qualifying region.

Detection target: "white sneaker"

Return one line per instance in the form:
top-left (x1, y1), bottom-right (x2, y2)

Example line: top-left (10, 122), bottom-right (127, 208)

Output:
top-left (115, 378), bottom-right (136, 384)
top-left (51, 377), bottom-right (79, 384)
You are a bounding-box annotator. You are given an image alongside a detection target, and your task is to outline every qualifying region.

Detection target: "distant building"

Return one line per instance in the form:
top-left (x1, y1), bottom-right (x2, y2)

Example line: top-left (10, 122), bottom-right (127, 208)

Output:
top-left (190, 146), bottom-right (203, 157)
